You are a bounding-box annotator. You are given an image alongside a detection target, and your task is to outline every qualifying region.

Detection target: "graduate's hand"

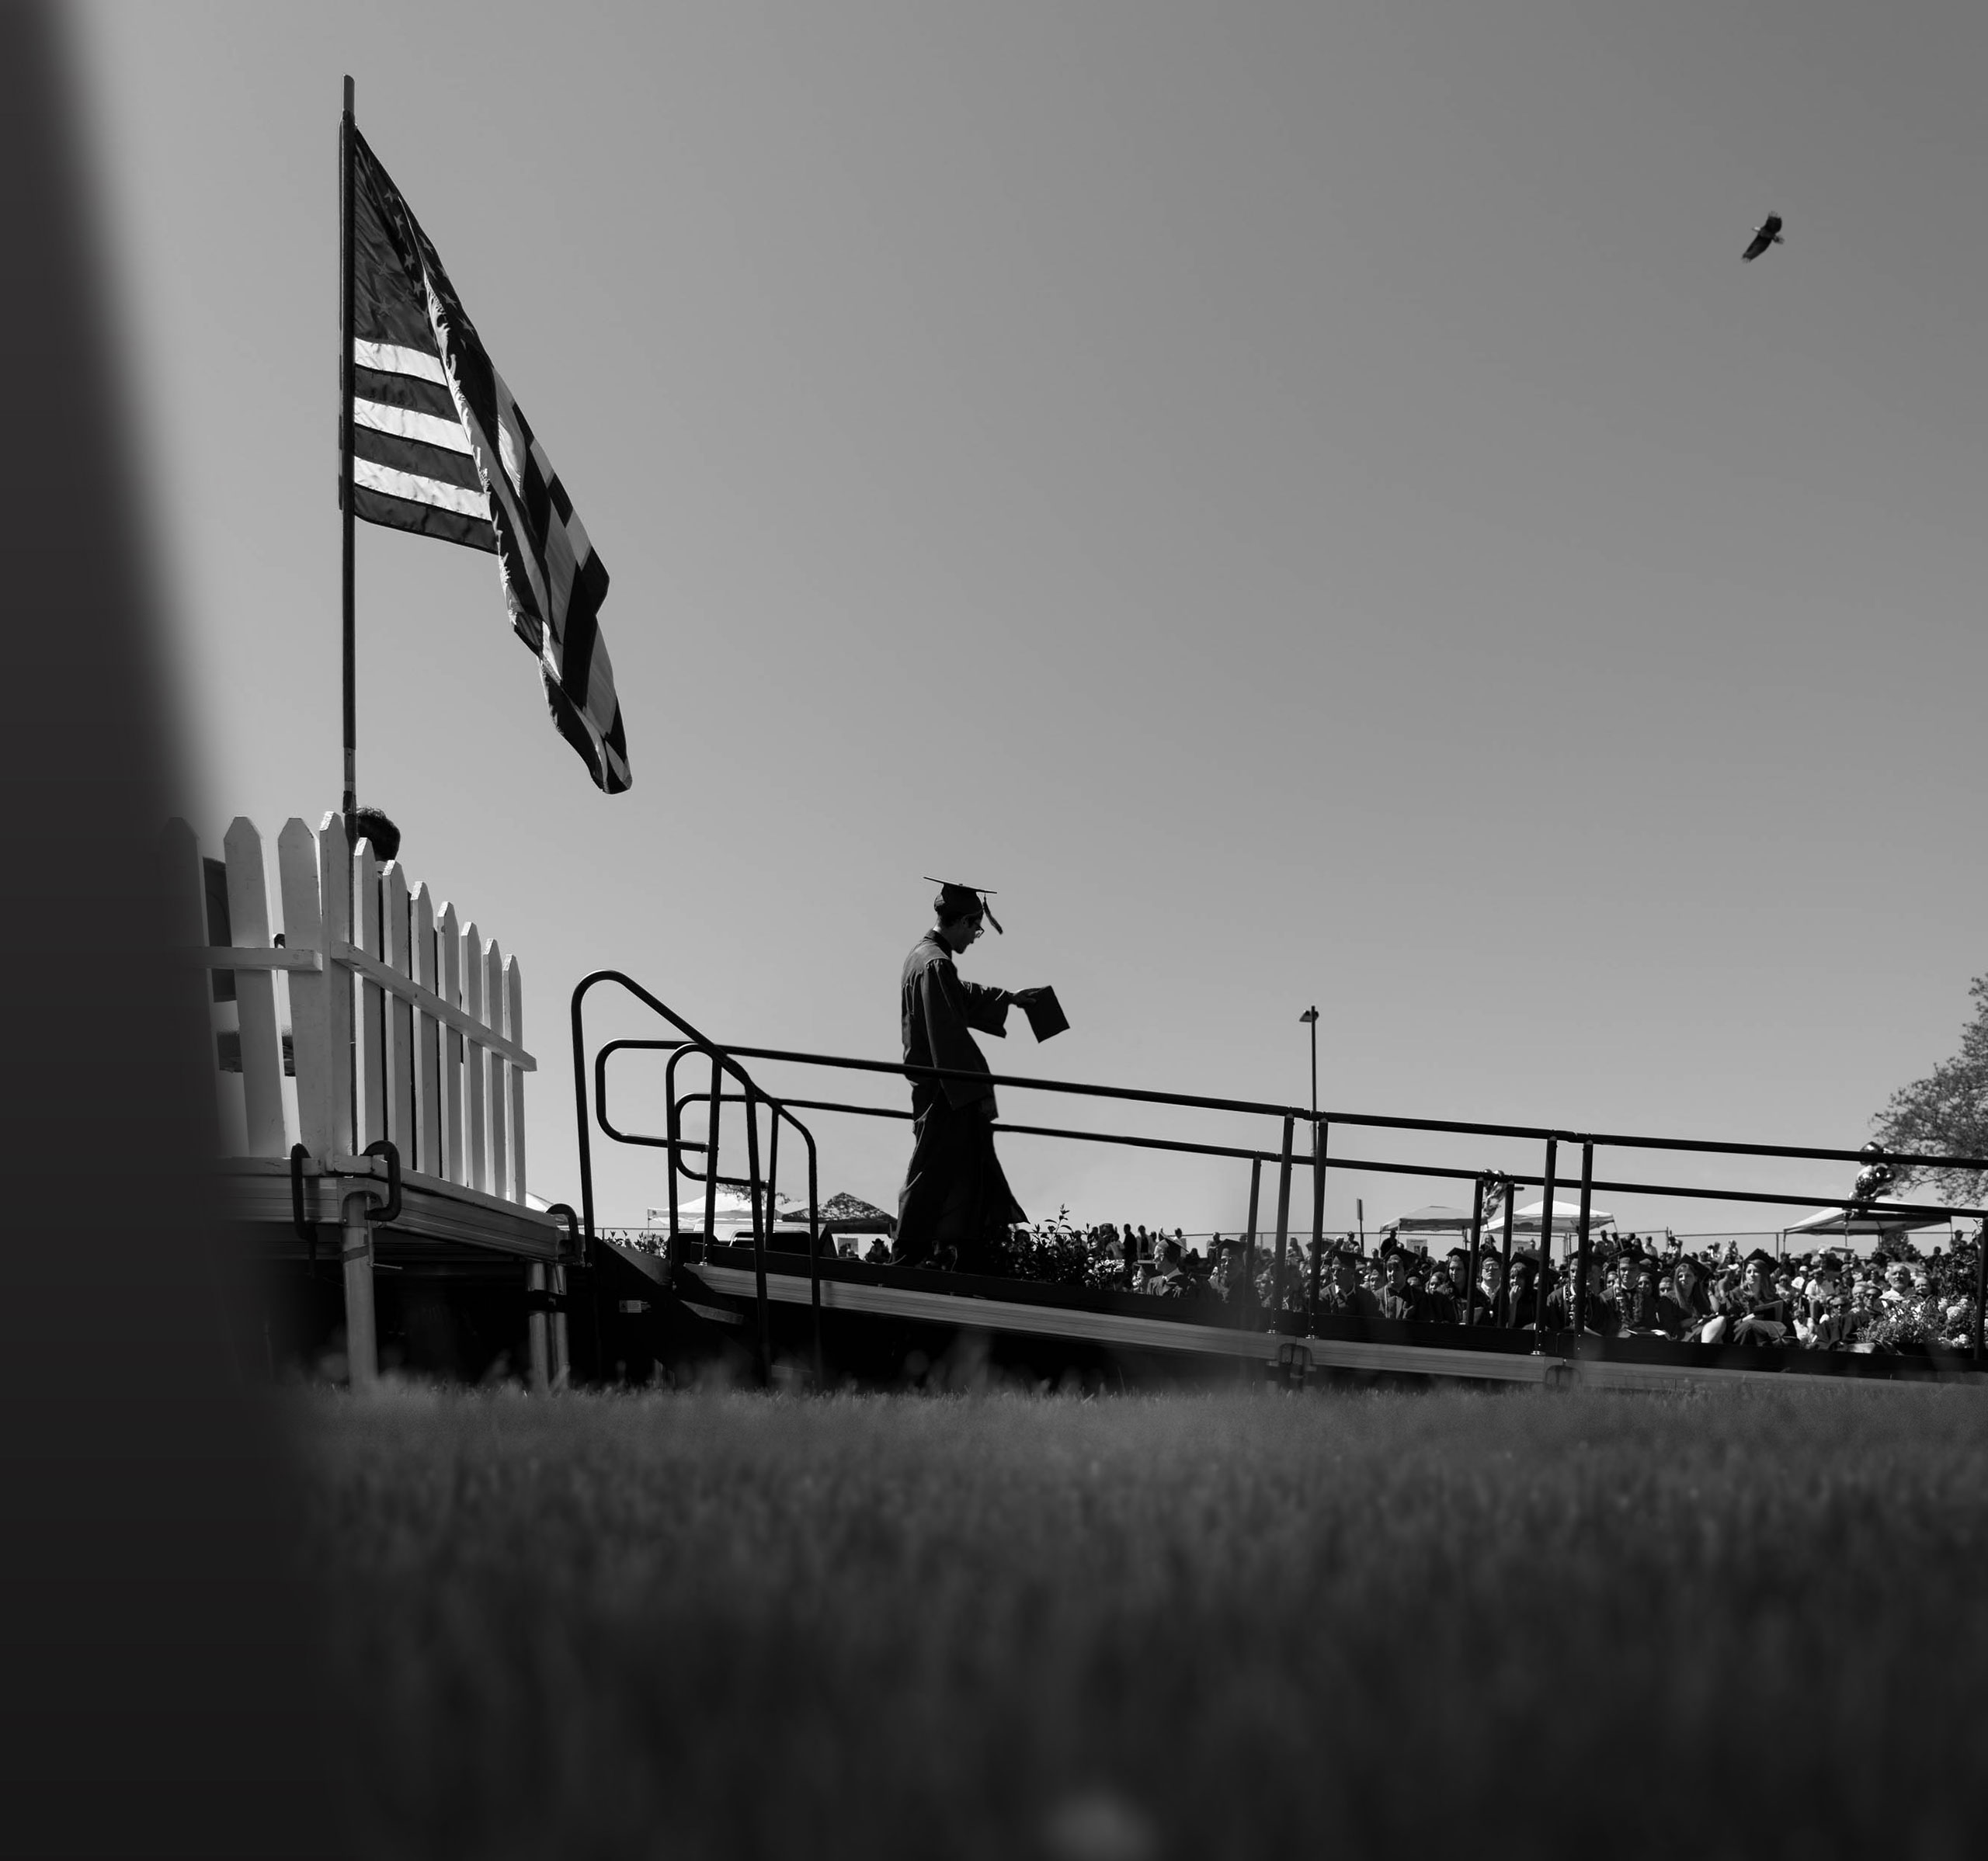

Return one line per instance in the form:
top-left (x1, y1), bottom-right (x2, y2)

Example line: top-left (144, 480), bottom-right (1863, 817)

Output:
top-left (1005, 987), bottom-right (1044, 1008)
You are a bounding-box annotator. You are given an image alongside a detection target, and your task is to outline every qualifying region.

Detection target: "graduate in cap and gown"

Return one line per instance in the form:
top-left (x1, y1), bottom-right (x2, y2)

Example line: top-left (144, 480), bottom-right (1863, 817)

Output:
top-left (894, 881), bottom-right (1058, 1273)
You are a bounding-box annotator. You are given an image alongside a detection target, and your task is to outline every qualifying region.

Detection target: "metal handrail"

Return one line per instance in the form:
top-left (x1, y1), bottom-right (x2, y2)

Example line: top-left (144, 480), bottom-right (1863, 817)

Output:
top-left (570, 972), bottom-right (825, 1385)
top-left (596, 1043), bottom-right (1984, 1230)
top-left (571, 974), bottom-right (1988, 1374)
top-left (600, 1036), bottom-right (1988, 1173)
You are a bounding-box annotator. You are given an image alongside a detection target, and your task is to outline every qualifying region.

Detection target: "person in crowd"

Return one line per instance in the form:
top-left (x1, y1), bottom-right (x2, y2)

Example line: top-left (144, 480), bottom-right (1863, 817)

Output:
top-left (1617, 1254), bottom-right (1665, 1335)
top-left (1419, 1248), bottom-right (1468, 1325)
top-left (1845, 1267), bottom-right (1882, 1336)
top-left (1145, 1237), bottom-right (1189, 1297)
top-left (1469, 1253), bottom-right (1505, 1326)
top-left (1799, 1254), bottom-right (1852, 1349)
top-left (1378, 1248), bottom-right (1418, 1321)
top-left (1312, 1248), bottom-right (1346, 1314)
top-left (1547, 1247), bottom-right (1619, 1336)
top-left (1318, 1250), bottom-right (1373, 1318)
top-left (1656, 1254), bottom-right (1714, 1342)
top-left (1712, 1249), bottom-right (1795, 1346)
top-left (1504, 1255), bottom-right (1539, 1328)
top-left (1209, 1238), bottom-right (1243, 1304)
top-left (1705, 1264), bottom-right (1742, 1331)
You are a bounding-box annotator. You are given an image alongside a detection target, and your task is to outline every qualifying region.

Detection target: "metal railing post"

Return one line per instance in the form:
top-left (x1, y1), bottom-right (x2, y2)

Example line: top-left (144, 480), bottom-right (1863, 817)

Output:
top-left (1466, 1175), bottom-right (1486, 1327)
top-left (1270, 1115), bottom-right (1295, 1323)
top-left (1573, 1141), bottom-right (1595, 1342)
top-left (1534, 1138), bottom-right (1557, 1347)
top-left (1500, 1182), bottom-right (1515, 1325)
top-left (1308, 1120), bottom-right (1329, 1329)
top-left (1240, 1153), bottom-right (1256, 1328)
top-left (1240, 1157), bottom-right (1262, 1377)
top-left (1974, 1220), bottom-right (1985, 1363)
top-left (702, 1057), bottom-right (723, 1257)
top-left (742, 1085), bottom-right (770, 1386)
top-left (803, 1126), bottom-right (824, 1387)
top-left (663, 1050), bottom-right (682, 1266)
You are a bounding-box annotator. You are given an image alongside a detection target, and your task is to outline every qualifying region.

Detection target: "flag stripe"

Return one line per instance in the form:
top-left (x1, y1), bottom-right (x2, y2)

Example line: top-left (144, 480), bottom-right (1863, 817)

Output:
top-left (355, 425), bottom-right (484, 493)
top-left (353, 481), bottom-right (495, 552)
top-left (354, 456), bottom-right (489, 519)
top-left (354, 396), bottom-right (473, 454)
top-left (354, 362), bottom-right (459, 422)
top-left (353, 338), bottom-right (447, 384)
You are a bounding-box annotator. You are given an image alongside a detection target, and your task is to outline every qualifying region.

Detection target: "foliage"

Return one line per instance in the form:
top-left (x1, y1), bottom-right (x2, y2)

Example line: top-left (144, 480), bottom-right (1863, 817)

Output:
top-left (305, 1384), bottom-right (1988, 1861)
top-left (1854, 1304), bottom-right (1943, 1353)
top-left (1872, 974), bottom-right (1988, 1203)
top-left (1000, 1216), bottom-right (1126, 1290)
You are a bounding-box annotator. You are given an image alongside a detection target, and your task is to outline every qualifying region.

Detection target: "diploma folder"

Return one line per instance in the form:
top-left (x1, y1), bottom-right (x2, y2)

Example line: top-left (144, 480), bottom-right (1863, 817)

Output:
top-left (1023, 988), bottom-right (1069, 1043)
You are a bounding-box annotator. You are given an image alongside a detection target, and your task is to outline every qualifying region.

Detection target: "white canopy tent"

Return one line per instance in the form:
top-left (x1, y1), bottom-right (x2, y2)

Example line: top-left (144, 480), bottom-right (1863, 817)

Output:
top-left (1506, 1199), bottom-right (1616, 1259)
top-left (648, 1188), bottom-right (797, 1235)
top-left (1779, 1205), bottom-right (1956, 1256)
top-left (1382, 1206), bottom-right (1477, 1253)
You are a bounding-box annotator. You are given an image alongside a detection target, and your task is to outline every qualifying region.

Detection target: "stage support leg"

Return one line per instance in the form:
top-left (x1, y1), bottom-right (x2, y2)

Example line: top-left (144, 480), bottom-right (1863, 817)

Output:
top-left (340, 1189), bottom-right (378, 1391)
top-left (550, 1264), bottom-right (571, 1390)
top-left (527, 1263), bottom-right (551, 1394)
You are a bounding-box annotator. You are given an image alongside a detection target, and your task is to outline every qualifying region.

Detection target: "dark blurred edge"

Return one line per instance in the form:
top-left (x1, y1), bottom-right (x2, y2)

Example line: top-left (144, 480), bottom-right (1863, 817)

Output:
top-left (0, 5), bottom-right (334, 1856)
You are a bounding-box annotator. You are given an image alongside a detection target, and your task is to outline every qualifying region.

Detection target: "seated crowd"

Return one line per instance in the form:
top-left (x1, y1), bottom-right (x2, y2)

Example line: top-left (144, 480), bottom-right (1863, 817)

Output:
top-left (853, 1215), bottom-right (1982, 1356)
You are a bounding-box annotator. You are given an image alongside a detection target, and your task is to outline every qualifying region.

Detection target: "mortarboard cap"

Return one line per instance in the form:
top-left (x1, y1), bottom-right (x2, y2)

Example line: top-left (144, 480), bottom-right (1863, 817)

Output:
top-left (926, 877), bottom-right (1003, 934)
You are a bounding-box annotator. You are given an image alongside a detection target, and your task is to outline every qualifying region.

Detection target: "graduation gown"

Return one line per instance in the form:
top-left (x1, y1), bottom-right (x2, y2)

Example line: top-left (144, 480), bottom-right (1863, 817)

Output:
top-left (894, 932), bottom-right (1026, 1269)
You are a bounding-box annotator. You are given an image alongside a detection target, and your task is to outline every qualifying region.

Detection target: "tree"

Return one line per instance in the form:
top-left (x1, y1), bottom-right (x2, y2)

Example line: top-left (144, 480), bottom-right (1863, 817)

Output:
top-left (1872, 975), bottom-right (1988, 1204)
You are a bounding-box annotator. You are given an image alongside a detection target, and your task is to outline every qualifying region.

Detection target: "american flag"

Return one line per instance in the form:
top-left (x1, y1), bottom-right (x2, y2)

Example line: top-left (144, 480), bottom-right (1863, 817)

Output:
top-left (348, 129), bottom-right (630, 793)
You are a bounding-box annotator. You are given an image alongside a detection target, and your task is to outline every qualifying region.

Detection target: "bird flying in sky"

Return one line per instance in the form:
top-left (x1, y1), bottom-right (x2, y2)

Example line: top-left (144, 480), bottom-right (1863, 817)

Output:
top-left (1742, 213), bottom-right (1784, 262)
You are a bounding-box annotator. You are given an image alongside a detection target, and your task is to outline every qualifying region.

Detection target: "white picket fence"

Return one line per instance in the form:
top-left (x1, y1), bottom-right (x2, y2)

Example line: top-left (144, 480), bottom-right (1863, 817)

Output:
top-left (169, 812), bottom-right (534, 1201)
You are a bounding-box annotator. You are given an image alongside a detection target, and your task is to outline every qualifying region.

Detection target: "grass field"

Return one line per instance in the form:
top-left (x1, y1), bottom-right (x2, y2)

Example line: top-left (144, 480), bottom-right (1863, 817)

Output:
top-left (307, 1384), bottom-right (1988, 1861)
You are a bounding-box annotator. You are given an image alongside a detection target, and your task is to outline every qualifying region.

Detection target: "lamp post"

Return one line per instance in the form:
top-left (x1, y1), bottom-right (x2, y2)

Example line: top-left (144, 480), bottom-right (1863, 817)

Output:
top-left (1298, 1005), bottom-right (1318, 1120)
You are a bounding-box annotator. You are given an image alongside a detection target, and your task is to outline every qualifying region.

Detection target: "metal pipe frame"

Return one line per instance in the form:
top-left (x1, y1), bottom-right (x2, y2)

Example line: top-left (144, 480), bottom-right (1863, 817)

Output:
top-left (610, 1078), bottom-right (1977, 1229)
top-left (570, 973), bottom-right (1988, 1387)
top-left (1573, 1141), bottom-right (1595, 1340)
top-left (1534, 1139), bottom-right (1557, 1346)
top-left (570, 976), bottom-right (823, 1387)
top-left (596, 1036), bottom-right (1988, 1173)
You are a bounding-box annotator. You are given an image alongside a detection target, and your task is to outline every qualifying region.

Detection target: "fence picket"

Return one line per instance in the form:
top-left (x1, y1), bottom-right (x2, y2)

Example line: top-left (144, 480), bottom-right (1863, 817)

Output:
top-left (221, 818), bottom-right (287, 1157)
top-left (279, 819), bottom-right (339, 1156)
top-left (163, 820), bottom-right (226, 1156)
top-left (438, 901), bottom-right (464, 1184)
top-left (413, 884), bottom-right (442, 1179)
top-left (485, 938), bottom-right (509, 1202)
top-left (506, 956), bottom-right (527, 1205)
top-left (381, 860), bottom-right (415, 1164)
top-left (354, 837), bottom-right (386, 1148)
top-left (312, 812), bottom-right (355, 1156)
top-left (463, 921), bottom-right (488, 1193)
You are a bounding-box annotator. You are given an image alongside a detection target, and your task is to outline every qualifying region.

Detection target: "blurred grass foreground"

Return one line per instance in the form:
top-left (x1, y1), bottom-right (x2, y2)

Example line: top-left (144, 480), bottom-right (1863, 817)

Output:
top-left (311, 1386), bottom-right (1988, 1861)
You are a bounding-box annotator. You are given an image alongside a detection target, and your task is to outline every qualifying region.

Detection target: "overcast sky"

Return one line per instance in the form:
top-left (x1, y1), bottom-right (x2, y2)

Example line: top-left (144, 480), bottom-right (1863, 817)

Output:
top-left (77, 2), bottom-right (1988, 1241)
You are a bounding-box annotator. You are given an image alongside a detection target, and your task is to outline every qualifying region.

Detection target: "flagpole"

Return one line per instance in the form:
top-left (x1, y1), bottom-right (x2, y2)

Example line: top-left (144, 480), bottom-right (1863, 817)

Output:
top-left (339, 74), bottom-right (356, 818)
